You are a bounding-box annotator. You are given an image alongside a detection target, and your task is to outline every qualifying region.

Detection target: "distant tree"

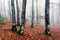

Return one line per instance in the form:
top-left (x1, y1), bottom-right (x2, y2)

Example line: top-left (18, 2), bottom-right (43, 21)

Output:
top-left (31, 0), bottom-right (38, 27)
top-left (31, 0), bottom-right (34, 27)
top-left (8, 0), bottom-right (12, 21)
top-left (36, 0), bottom-right (38, 24)
top-left (0, 11), bottom-right (1, 18)
top-left (16, 0), bottom-right (20, 26)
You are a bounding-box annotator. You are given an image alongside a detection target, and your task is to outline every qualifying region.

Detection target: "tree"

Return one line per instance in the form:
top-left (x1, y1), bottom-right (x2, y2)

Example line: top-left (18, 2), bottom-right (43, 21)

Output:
top-left (0, 11), bottom-right (1, 18)
top-left (31, 0), bottom-right (35, 27)
top-left (17, 0), bottom-right (27, 35)
top-left (44, 0), bottom-right (51, 36)
top-left (11, 0), bottom-right (17, 32)
top-left (16, 0), bottom-right (20, 26)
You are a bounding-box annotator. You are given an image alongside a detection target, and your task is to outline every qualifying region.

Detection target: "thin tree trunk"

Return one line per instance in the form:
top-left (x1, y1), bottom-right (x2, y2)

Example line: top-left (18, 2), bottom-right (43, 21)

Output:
top-left (16, 0), bottom-right (20, 26)
top-left (36, 1), bottom-right (38, 24)
top-left (31, 0), bottom-right (34, 27)
top-left (0, 12), bottom-right (1, 18)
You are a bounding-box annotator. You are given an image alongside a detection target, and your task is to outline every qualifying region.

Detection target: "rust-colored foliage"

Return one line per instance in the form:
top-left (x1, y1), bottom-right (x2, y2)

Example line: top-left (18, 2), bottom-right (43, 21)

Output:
top-left (0, 22), bottom-right (60, 40)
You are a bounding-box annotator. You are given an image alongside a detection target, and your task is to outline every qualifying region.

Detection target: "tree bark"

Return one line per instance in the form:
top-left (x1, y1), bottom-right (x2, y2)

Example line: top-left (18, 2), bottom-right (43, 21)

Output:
top-left (45, 0), bottom-right (51, 36)
top-left (17, 0), bottom-right (27, 35)
top-left (11, 0), bottom-right (17, 32)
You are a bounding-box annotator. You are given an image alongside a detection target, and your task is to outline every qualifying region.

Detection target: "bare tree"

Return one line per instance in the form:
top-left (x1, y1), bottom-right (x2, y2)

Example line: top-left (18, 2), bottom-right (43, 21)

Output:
top-left (31, 0), bottom-right (34, 27)
top-left (17, 0), bottom-right (27, 35)
top-left (16, 0), bottom-right (20, 26)
top-left (44, 0), bottom-right (51, 36)
top-left (0, 11), bottom-right (1, 18)
top-left (11, 0), bottom-right (17, 31)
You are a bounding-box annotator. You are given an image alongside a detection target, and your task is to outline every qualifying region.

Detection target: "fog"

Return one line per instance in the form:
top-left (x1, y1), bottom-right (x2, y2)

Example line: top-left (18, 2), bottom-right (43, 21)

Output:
top-left (0, 0), bottom-right (60, 27)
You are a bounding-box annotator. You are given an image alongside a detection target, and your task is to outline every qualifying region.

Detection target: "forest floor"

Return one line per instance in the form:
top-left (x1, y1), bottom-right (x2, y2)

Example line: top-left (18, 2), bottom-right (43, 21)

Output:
top-left (0, 22), bottom-right (60, 40)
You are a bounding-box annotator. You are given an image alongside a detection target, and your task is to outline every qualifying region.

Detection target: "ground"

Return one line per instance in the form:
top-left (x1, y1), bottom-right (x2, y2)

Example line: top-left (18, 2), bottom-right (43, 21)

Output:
top-left (0, 22), bottom-right (60, 40)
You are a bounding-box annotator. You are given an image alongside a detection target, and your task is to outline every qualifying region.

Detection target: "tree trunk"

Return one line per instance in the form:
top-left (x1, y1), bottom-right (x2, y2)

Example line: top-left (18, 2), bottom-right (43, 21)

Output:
top-left (45, 0), bottom-right (51, 36)
top-left (11, 0), bottom-right (17, 32)
top-left (17, 0), bottom-right (27, 35)
top-left (16, 0), bottom-right (20, 26)
top-left (31, 0), bottom-right (35, 27)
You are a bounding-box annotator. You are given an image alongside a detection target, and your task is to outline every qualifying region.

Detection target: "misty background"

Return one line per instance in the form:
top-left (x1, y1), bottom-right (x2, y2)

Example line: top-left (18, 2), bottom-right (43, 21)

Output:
top-left (0, 0), bottom-right (60, 27)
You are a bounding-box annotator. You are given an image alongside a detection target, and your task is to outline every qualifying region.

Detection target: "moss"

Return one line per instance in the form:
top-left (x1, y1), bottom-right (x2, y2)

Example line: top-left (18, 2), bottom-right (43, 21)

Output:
top-left (0, 18), bottom-right (5, 24)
